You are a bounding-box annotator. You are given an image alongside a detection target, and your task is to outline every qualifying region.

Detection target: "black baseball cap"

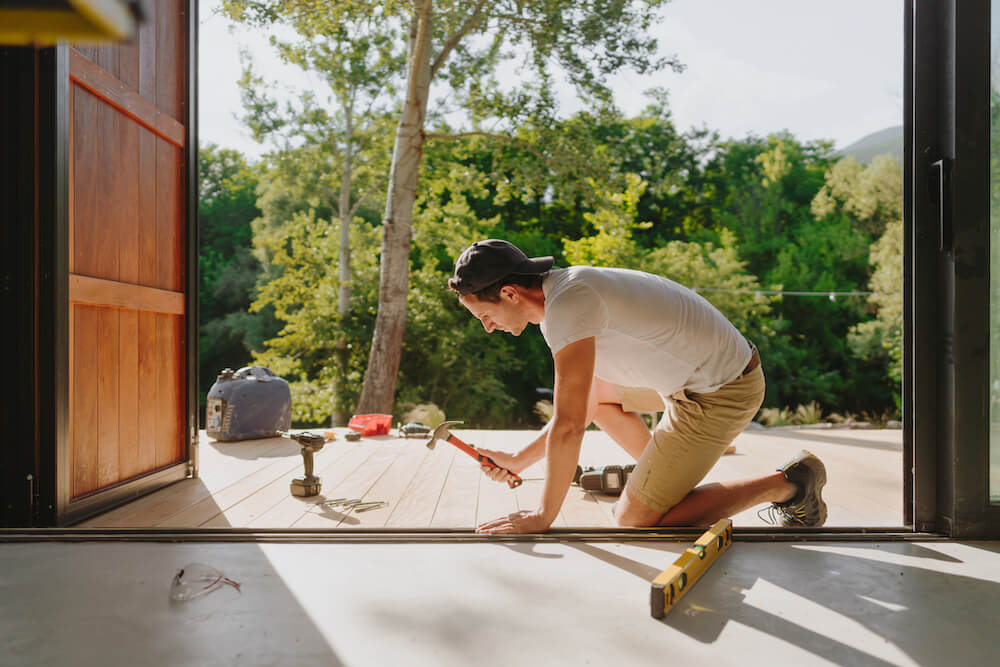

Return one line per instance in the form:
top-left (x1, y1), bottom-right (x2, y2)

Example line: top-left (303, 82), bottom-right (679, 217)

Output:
top-left (451, 239), bottom-right (554, 295)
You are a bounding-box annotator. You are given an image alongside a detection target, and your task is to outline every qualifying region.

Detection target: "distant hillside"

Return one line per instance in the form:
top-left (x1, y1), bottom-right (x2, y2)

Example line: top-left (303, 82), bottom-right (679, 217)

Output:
top-left (834, 125), bottom-right (903, 164)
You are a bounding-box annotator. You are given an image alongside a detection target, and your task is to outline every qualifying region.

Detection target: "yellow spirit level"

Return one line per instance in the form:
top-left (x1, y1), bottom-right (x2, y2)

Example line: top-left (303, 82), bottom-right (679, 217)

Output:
top-left (650, 518), bottom-right (733, 618)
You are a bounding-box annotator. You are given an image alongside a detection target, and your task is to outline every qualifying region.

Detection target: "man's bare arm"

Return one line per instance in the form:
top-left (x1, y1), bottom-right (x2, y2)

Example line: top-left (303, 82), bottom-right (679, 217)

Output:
top-left (538, 337), bottom-right (595, 524)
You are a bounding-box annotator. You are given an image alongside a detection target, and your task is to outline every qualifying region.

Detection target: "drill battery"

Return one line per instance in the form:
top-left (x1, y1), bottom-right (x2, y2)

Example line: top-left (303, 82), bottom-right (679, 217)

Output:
top-left (574, 464), bottom-right (636, 496)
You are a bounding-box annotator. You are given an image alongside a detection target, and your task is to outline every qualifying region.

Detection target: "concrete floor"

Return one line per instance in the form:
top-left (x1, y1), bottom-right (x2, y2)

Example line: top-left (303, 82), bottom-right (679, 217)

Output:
top-left (2, 538), bottom-right (998, 666)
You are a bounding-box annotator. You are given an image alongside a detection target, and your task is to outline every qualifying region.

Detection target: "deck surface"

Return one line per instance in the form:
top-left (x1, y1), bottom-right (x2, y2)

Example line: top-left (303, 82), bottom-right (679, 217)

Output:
top-left (79, 426), bottom-right (903, 528)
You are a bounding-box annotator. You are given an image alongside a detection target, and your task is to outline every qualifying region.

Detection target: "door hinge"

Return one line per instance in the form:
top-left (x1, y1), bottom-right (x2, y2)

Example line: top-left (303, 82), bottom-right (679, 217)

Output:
top-left (26, 473), bottom-right (37, 526)
top-left (931, 158), bottom-right (952, 252)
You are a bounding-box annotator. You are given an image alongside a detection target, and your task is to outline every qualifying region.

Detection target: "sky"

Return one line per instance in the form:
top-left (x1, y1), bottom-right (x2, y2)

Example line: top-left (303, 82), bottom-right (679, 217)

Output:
top-left (198, 0), bottom-right (904, 161)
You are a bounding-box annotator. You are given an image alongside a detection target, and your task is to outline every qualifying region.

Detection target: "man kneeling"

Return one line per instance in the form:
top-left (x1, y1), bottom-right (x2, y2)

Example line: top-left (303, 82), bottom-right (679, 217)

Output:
top-left (449, 239), bottom-right (827, 534)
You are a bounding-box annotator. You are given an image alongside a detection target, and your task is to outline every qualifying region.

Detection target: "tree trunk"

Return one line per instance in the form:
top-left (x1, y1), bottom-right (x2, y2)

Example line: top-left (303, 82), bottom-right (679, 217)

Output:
top-left (355, 3), bottom-right (433, 414)
top-left (332, 109), bottom-right (354, 426)
top-left (339, 109), bottom-right (354, 317)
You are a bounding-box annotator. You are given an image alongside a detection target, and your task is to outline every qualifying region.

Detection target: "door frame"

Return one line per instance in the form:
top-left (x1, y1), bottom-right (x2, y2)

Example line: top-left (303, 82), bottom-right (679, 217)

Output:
top-left (6, 1), bottom-right (1000, 536)
top-left (909, 0), bottom-right (1000, 536)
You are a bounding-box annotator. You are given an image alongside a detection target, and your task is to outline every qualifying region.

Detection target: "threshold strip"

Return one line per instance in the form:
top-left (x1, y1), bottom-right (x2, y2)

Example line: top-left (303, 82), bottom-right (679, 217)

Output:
top-left (0, 526), bottom-right (942, 544)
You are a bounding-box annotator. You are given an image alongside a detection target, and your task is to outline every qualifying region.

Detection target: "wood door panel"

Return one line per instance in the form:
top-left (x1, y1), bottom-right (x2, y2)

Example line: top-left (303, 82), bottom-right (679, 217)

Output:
top-left (72, 306), bottom-right (100, 497)
top-left (97, 307), bottom-right (120, 488)
top-left (155, 0), bottom-right (185, 121)
top-left (70, 305), bottom-right (185, 499)
top-left (63, 1), bottom-right (191, 517)
top-left (118, 107), bottom-right (140, 284)
top-left (155, 136), bottom-right (183, 291)
top-left (74, 2), bottom-right (185, 123)
top-left (138, 128), bottom-right (157, 286)
top-left (118, 309), bottom-right (141, 479)
top-left (70, 85), bottom-right (104, 278)
top-left (119, 37), bottom-right (139, 91)
top-left (155, 313), bottom-right (185, 467)
top-left (137, 311), bottom-right (159, 473)
top-left (71, 84), bottom-right (183, 290)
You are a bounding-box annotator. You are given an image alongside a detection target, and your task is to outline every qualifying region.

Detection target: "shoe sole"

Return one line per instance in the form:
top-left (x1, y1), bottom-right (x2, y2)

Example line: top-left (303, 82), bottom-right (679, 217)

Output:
top-left (781, 450), bottom-right (828, 527)
top-left (805, 454), bottom-right (828, 527)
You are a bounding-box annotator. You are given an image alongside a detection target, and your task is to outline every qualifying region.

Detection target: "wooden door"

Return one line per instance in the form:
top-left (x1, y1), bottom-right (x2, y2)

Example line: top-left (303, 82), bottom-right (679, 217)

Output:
top-left (60, 0), bottom-right (193, 523)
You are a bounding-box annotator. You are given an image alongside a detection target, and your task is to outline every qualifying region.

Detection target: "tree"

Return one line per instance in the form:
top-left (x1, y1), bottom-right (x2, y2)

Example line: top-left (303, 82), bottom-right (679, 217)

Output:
top-left (223, 0), bottom-right (404, 421)
top-left (563, 174), bottom-right (777, 344)
top-left (345, 0), bottom-right (680, 413)
top-left (812, 154), bottom-right (903, 411)
top-left (225, 1), bottom-right (678, 413)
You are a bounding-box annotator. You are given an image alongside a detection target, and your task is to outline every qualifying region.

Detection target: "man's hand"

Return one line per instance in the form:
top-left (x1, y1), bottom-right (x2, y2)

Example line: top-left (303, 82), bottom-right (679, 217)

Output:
top-left (475, 447), bottom-right (523, 485)
top-left (476, 509), bottom-right (551, 534)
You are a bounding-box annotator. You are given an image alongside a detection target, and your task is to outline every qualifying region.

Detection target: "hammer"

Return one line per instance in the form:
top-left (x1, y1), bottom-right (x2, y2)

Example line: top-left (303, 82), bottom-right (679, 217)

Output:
top-left (426, 421), bottom-right (523, 488)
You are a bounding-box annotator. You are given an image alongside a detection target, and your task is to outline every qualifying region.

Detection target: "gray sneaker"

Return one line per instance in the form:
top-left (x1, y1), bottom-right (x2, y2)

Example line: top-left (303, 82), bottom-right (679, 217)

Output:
top-left (759, 450), bottom-right (828, 527)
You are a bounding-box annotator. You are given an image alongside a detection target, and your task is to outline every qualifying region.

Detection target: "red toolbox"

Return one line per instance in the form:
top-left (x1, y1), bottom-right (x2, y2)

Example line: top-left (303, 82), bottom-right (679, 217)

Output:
top-left (348, 413), bottom-right (392, 436)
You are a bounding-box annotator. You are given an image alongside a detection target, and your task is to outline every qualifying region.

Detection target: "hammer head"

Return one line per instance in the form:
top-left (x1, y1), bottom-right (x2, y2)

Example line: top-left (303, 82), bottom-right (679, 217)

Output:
top-left (426, 420), bottom-right (463, 449)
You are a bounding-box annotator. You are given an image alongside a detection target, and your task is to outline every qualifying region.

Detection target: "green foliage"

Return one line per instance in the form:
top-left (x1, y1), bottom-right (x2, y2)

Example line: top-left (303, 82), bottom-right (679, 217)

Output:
top-left (198, 144), bottom-right (280, 414)
top-left (206, 85), bottom-right (906, 425)
top-left (849, 218), bottom-right (903, 384)
top-left (812, 155), bottom-right (902, 236)
top-left (249, 212), bottom-right (380, 423)
top-left (817, 155), bottom-right (905, 402)
top-left (563, 174), bottom-right (778, 349)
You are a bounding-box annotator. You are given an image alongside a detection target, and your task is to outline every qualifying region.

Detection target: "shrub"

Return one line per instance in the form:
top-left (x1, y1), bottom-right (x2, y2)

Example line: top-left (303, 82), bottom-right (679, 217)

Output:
top-left (534, 400), bottom-right (554, 424)
top-left (401, 403), bottom-right (447, 429)
top-left (793, 401), bottom-right (824, 425)
top-left (758, 407), bottom-right (793, 427)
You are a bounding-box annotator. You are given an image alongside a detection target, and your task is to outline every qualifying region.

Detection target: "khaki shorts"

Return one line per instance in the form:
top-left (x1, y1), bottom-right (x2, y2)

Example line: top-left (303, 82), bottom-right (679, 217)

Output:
top-left (619, 357), bottom-right (766, 515)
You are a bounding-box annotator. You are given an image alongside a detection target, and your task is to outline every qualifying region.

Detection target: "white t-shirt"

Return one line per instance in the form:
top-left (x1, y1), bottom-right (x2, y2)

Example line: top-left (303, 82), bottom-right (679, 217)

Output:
top-left (539, 266), bottom-right (752, 396)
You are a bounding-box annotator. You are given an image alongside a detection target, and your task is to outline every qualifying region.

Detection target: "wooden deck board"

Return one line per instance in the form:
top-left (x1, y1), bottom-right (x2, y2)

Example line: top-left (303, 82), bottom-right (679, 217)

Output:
top-left (200, 437), bottom-right (363, 527)
top-left (383, 443), bottom-right (456, 528)
top-left (244, 439), bottom-right (384, 529)
top-left (293, 439), bottom-right (409, 528)
top-left (80, 427), bottom-right (904, 529)
top-left (340, 440), bottom-right (436, 527)
top-left (430, 455), bottom-right (481, 528)
top-left (159, 447), bottom-right (313, 527)
top-left (77, 437), bottom-right (296, 527)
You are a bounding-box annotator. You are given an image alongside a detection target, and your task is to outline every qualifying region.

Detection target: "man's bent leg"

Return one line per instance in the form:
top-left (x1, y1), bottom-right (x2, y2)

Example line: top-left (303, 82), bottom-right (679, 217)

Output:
top-left (613, 468), bottom-right (795, 527)
top-left (616, 368), bottom-right (768, 527)
top-left (655, 473), bottom-right (795, 526)
top-left (592, 404), bottom-right (651, 461)
top-left (588, 376), bottom-right (659, 461)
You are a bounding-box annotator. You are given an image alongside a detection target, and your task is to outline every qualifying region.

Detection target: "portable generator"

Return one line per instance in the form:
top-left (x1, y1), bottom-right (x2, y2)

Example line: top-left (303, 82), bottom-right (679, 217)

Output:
top-left (205, 366), bottom-right (291, 441)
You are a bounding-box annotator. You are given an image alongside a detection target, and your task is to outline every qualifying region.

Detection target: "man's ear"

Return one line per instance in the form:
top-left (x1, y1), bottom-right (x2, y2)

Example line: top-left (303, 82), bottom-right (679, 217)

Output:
top-left (499, 284), bottom-right (519, 302)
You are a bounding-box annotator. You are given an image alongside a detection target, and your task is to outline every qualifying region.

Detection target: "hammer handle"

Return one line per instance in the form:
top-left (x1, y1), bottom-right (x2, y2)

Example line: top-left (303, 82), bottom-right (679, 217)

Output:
top-left (448, 435), bottom-right (523, 488)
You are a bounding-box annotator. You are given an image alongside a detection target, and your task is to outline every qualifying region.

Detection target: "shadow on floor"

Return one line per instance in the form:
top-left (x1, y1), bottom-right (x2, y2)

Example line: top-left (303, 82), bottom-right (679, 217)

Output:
top-left (204, 437), bottom-right (300, 460)
top-left (0, 541), bottom-right (346, 666)
top-left (76, 477), bottom-right (233, 529)
top-left (573, 540), bottom-right (998, 665)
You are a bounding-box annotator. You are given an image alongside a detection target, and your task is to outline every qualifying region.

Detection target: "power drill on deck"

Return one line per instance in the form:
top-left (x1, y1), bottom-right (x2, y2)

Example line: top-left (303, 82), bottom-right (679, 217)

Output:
top-left (280, 431), bottom-right (326, 497)
top-left (574, 464), bottom-right (636, 496)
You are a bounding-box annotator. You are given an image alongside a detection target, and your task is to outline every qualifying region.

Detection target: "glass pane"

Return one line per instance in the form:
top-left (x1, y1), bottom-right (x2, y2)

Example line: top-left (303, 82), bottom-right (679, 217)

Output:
top-left (991, 0), bottom-right (1000, 504)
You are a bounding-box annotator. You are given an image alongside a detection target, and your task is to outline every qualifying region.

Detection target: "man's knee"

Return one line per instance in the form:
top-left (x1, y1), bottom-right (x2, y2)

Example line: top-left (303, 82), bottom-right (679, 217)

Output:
top-left (614, 510), bottom-right (650, 528)
top-left (613, 490), bottom-right (664, 527)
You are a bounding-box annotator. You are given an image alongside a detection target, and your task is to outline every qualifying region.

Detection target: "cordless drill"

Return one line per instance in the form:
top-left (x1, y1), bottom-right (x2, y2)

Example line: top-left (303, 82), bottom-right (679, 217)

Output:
top-left (574, 464), bottom-right (636, 496)
top-left (280, 431), bottom-right (326, 496)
